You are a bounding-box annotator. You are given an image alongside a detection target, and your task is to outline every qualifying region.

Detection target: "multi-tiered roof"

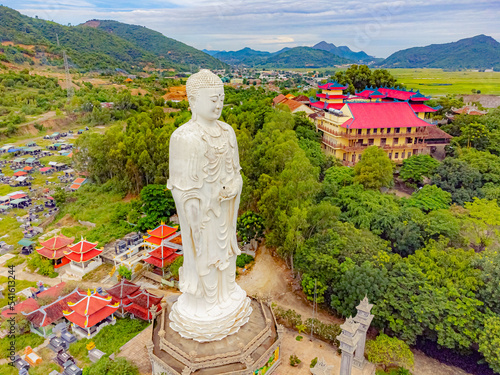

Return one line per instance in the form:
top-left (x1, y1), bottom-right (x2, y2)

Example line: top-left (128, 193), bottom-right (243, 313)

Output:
top-left (63, 289), bottom-right (118, 329)
top-left (123, 289), bottom-right (163, 320)
top-left (64, 239), bottom-right (102, 263)
top-left (36, 235), bottom-right (74, 260)
top-left (143, 223), bottom-right (181, 270)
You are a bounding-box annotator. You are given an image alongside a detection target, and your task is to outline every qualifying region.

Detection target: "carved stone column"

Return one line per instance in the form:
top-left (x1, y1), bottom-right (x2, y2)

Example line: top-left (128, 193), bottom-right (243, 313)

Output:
top-left (337, 317), bottom-right (360, 375)
top-left (353, 296), bottom-right (374, 369)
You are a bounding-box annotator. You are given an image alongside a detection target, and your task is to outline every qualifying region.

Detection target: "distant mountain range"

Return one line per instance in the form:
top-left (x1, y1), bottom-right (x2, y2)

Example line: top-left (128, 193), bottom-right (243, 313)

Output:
top-left (378, 35), bottom-right (500, 69)
top-left (0, 6), bottom-right (226, 71)
top-left (1, 5), bottom-right (498, 71)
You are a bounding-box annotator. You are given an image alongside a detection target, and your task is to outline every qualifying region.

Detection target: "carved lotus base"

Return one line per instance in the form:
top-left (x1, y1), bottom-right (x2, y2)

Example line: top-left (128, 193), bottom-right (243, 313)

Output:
top-left (148, 296), bottom-right (283, 375)
top-left (169, 288), bottom-right (252, 342)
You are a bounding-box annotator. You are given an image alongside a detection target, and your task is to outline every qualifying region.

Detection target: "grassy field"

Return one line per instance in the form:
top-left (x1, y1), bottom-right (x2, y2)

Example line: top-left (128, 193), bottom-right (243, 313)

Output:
top-left (388, 69), bottom-right (500, 96)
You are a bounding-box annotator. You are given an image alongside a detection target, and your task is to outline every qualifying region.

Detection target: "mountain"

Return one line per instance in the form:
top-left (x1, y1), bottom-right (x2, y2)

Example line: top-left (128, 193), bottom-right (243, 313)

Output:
top-left (88, 20), bottom-right (227, 70)
top-left (0, 6), bottom-right (226, 71)
top-left (209, 46), bottom-right (351, 68)
top-left (312, 41), bottom-right (376, 62)
top-left (379, 35), bottom-right (500, 69)
top-left (213, 47), bottom-right (271, 66)
top-left (202, 49), bottom-right (224, 56)
top-left (263, 47), bottom-right (351, 68)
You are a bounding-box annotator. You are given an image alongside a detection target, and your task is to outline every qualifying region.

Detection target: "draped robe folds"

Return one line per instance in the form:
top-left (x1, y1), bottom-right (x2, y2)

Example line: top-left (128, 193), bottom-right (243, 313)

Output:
top-left (167, 120), bottom-right (242, 315)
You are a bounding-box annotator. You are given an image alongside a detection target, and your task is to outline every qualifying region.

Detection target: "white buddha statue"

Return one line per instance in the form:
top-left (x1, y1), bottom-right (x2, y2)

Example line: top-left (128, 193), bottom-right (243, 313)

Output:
top-left (167, 70), bottom-right (252, 342)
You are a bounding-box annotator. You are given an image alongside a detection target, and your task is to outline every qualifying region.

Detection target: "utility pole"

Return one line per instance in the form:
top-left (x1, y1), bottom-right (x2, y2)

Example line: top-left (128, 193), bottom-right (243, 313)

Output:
top-left (63, 51), bottom-right (73, 100)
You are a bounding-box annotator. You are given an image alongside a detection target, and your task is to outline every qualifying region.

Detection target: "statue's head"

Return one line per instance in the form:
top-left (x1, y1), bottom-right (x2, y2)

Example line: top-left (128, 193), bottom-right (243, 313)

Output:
top-left (186, 69), bottom-right (224, 122)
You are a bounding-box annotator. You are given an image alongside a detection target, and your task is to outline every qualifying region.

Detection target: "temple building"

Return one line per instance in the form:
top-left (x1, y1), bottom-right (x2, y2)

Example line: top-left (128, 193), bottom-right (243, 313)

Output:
top-left (143, 223), bottom-right (182, 276)
top-left (64, 239), bottom-right (103, 277)
top-left (23, 287), bottom-right (83, 338)
top-left (309, 82), bottom-right (450, 165)
top-left (36, 235), bottom-right (74, 269)
top-left (106, 279), bottom-right (141, 317)
top-left (106, 279), bottom-right (163, 321)
top-left (63, 289), bottom-right (119, 339)
top-left (123, 289), bottom-right (163, 321)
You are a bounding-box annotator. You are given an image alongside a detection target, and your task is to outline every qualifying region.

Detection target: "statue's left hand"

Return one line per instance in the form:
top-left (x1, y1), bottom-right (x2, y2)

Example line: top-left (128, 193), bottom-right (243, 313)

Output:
top-left (218, 183), bottom-right (238, 202)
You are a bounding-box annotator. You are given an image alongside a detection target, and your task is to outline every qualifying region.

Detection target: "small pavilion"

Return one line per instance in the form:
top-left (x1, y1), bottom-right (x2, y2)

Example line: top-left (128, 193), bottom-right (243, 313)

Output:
top-left (142, 223), bottom-right (182, 276)
top-left (36, 235), bottom-right (74, 269)
top-left (106, 279), bottom-right (141, 317)
top-left (63, 289), bottom-right (119, 339)
top-left (64, 239), bottom-right (103, 277)
top-left (123, 289), bottom-right (163, 321)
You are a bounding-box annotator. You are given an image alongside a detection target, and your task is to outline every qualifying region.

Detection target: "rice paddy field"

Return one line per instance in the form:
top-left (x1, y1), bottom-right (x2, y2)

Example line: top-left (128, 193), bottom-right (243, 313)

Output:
top-left (388, 69), bottom-right (500, 96)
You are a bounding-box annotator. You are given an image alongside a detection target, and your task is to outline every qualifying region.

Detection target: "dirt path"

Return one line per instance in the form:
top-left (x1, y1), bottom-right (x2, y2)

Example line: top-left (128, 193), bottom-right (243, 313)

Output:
top-left (18, 111), bottom-right (57, 129)
top-left (238, 245), bottom-right (341, 324)
top-left (238, 245), bottom-right (475, 375)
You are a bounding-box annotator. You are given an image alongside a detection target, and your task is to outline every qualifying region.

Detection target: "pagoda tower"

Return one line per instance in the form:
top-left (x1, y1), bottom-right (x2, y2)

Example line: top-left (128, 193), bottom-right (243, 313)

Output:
top-left (36, 235), bottom-right (74, 269)
top-left (311, 81), bottom-right (348, 111)
top-left (143, 222), bottom-right (178, 246)
top-left (63, 289), bottom-right (119, 339)
top-left (64, 239), bottom-right (103, 277)
top-left (143, 245), bottom-right (180, 276)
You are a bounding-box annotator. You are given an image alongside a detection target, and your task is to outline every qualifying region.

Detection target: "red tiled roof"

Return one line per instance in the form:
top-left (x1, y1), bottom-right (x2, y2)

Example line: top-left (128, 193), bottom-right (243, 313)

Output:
top-left (340, 102), bottom-right (433, 129)
top-left (36, 247), bottom-right (67, 260)
top-left (123, 303), bottom-right (152, 320)
top-left (23, 289), bottom-right (84, 327)
top-left (124, 289), bottom-right (163, 308)
top-left (106, 279), bottom-right (140, 300)
top-left (70, 184), bottom-right (81, 190)
top-left (23, 166), bottom-right (33, 171)
top-left (68, 240), bottom-right (98, 254)
top-left (147, 224), bottom-right (177, 239)
top-left (9, 193), bottom-right (27, 200)
top-left (64, 305), bottom-right (118, 328)
top-left (14, 171), bottom-right (27, 176)
top-left (311, 101), bottom-right (325, 109)
top-left (272, 94), bottom-right (287, 106)
top-left (326, 103), bottom-right (346, 111)
top-left (64, 248), bottom-right (102, 263)
top-left (39, 167), bottom-right (53, 172)
top-left (148, 245), bottom-right (177, 259)
top-left (169, 235), bottom-right (182, 245)
top-left (37, 282), bottom-right (66, 299)
top-left (411, 104), bottom-right (438, 113)
top-left (39, 235), bottom-right (74, 251)
top-left (294, 95), bottom-right (310, 103)
top-left (67, 290), bottom-right (114, 316)
top-left (143, 253), bottom-right (179, 268)
top-left (326, 95), bottom-right (347, 99)
top-left (426, 126), bottom-right (453, 139)
top-left (2, 298), bottom-right (39, 318)
top-left (74, 178), bottom-right (86, 184)
top-left (144, 235), bottom-right (161, 246)
top-left (280, 99), bottom-right (304, 112)
top-left (318, 82), bottom-right (348, 90)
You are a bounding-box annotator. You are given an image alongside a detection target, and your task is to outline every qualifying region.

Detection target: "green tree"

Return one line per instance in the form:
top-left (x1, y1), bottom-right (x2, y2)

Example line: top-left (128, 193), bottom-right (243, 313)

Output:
top-left (83, 357), bottom-right (139, 375)
top-left (136, 184), bottom-right (176, 232)
top-left (366, 334), bottom-right (414, 371)
top-left (404, 185), bottom-right (452, 212)
top-left (431, 157), bottom-right (484, 205)
top-left (399, 154), bottom-right (440, 184)
top-left (354, 146), bottom-right (394, 190)
top-left (301, 274), bottom-right (327, 304)
top-left (462, 198), bottom-right (500, 251)
top-left (478, 315), bottom-right (500, 373)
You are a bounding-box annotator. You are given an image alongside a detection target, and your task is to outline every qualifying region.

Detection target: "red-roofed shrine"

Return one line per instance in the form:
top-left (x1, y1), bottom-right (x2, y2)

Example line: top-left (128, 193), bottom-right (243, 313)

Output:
top-left (36, 235), bottom-right (74, 269)
top-left (123, 289), bottom-right (163, 321)
top-left (106, 279), bottom-right (141, 317)
top-left (63, 289), bottom-right (119, 338)
top-left (64, 239), bottom-right (103, 277)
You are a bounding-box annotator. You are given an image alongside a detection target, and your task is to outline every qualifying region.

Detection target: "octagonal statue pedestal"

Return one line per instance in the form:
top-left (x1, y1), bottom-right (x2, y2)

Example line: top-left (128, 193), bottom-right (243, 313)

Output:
top-left (147, 296), bottom-right (283, 375)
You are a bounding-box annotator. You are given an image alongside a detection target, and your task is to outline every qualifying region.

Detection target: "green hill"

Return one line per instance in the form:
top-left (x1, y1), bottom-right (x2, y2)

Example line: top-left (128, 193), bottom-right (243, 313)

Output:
top-left (211, 46), bottom-right (351, 68)
top-left (0, 6), bottom-right (226, 72)
top-left (87, 20), bottom-right (227, 70)
top-left (263, 47), bottom-right (351, 68)
top-left (379, 35), bottom-right (500, 70)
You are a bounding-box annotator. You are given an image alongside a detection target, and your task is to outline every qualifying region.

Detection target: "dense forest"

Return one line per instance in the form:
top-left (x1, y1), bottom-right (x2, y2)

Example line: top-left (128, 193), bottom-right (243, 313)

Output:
top-left (73, 83), bottom-right (500, 373)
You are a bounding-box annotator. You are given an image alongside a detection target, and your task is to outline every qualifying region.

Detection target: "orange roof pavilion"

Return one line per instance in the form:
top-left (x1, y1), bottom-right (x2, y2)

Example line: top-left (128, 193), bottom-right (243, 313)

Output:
top-left (64, 239), bottom-right (102, 263)
top-left (36, 235), bottom-right (74, 269)
top-left (143, 223), bottom-right (178, 246)
top-left (63, 289), bottom-right (119, 338)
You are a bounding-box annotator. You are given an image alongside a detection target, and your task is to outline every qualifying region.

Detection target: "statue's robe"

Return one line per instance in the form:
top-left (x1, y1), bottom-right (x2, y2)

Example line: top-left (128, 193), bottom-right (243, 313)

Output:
top-left (167, 120), bottom-right (242, 309)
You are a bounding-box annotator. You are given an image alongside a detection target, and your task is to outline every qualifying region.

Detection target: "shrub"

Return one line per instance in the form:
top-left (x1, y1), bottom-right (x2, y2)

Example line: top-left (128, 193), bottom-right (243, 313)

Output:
top-left (118, 265), bottom-right (132, 280)
top-left (236, 253), bottom-right (254, 268)
top-left (168, 256), bottom-right (183, 279)
top-left (289, 354), bottom-right (301, 367)
top-left (26, 252), bottom-right (58, 277)
top-left (310, 357), bottom-right (318, 368)
top-left (366, 334), bottom-right (414, 371)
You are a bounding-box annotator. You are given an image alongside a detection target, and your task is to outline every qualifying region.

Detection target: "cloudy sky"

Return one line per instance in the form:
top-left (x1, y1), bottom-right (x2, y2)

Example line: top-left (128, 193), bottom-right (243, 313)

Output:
top-left (4, 0), bottom-right (500, 57)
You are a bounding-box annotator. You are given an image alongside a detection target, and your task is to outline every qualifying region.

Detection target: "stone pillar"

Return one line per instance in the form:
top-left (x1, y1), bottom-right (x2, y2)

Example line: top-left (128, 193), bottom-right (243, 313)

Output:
top-left (336, 317), bottom-right (360, 375)
top-left (353, 296), bottom-right (374, 369)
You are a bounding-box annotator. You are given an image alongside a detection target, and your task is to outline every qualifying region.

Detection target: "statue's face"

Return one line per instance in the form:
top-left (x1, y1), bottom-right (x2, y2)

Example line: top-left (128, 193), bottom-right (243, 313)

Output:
top-left (192, 86), bottom-right (224, 122)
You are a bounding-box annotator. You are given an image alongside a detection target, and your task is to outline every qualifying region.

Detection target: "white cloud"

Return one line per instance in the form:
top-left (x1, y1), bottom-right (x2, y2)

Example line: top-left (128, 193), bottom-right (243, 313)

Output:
top-left (4, 0), bottom-right (500, 57)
